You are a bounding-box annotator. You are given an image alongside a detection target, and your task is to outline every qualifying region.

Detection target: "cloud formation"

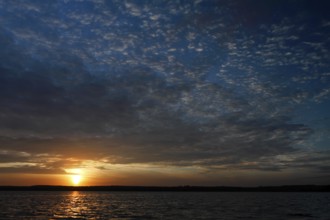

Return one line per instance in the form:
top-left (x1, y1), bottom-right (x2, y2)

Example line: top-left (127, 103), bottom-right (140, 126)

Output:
top-left (0, 0), bottom-right (329, 183)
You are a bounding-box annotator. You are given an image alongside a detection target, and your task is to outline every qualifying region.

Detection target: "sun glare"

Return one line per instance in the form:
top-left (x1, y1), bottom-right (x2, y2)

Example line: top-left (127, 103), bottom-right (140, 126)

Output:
top-left (65, 168), bottom-right (84, 186)
top-left (71, 175), bottom-right (81, 185)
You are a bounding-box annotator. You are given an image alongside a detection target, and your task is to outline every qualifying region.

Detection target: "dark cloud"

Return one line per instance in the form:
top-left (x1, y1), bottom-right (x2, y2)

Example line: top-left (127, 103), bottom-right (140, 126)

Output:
top-left (0, 0), bottom-right (329, 183)
top-left (0, 166), bottom-right (64, 175)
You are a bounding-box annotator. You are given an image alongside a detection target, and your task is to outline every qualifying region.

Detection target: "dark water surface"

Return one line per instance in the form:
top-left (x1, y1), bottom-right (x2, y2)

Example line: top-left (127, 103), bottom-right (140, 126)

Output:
top-left (0, 191), bottom-right (329, 219)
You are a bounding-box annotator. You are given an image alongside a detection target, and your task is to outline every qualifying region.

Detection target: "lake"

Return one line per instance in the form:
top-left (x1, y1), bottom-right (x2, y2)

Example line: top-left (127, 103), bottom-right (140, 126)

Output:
top-left (0, 191), bottom-right (329, 219)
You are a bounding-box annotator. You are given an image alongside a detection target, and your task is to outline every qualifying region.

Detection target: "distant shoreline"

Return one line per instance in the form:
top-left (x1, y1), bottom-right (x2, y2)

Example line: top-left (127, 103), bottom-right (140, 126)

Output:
top-left (0, 185), bottom-right (329, 192)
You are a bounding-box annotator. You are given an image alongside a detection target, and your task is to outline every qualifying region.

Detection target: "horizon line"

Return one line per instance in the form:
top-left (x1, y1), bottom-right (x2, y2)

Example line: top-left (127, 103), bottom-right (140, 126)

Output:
top-left (1, 185), bottom-right (329, 192)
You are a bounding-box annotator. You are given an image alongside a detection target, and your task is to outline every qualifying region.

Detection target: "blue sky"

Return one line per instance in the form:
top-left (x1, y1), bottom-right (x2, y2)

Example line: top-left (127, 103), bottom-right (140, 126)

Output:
top-left (0, 0), bottom-right (329, 186)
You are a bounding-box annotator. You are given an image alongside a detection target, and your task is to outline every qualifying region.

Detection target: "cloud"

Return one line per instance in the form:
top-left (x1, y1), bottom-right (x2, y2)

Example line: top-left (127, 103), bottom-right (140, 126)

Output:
top-left (0, 0), bottom-right (329, 179)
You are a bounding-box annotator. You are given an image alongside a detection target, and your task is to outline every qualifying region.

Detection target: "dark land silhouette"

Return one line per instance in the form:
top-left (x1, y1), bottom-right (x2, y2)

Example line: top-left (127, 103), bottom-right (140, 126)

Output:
top-left (0, 185), bottom-right (329, 192)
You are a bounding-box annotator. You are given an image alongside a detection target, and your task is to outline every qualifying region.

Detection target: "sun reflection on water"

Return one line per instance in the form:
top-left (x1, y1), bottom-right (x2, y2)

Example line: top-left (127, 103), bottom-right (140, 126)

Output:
top-left (1, 191), bottom-right (329, 219)
top-left (52, 191), bottom-right (90, 219)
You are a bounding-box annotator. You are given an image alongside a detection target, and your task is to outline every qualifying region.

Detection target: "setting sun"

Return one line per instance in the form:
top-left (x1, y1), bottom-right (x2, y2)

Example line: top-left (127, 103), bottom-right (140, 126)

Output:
top-left (71, 175), bottom-right (81, 185)
top-left (65, 168), bottom-right (84, 186)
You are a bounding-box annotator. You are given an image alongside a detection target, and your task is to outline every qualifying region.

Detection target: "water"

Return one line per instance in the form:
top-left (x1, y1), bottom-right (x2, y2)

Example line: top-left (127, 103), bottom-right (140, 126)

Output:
top-left (0, 191), bottom-right (329, 219)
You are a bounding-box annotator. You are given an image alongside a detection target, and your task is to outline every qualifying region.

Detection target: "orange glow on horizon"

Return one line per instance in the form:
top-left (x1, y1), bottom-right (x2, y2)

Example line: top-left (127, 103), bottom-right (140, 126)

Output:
top-left (71, 174), bottom-right (81, 185)
top-left (65, 168), bottom-right (84, 186)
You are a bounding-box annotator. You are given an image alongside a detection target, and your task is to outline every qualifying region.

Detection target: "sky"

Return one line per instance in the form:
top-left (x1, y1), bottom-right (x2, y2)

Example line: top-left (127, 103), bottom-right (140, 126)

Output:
top-left (0, 0), bottom-right (330, 186)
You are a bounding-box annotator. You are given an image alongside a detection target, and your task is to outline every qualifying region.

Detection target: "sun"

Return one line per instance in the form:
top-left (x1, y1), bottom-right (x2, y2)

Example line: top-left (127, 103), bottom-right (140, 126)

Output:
top-left (71, 174), bottom-right (81, 185)
top-left (66, 168), bottom-right (84, 186)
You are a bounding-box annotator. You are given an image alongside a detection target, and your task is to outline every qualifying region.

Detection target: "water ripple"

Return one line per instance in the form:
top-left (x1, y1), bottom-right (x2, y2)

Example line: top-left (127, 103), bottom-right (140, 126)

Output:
top-left (0, 191), bottom-right (329, 219)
